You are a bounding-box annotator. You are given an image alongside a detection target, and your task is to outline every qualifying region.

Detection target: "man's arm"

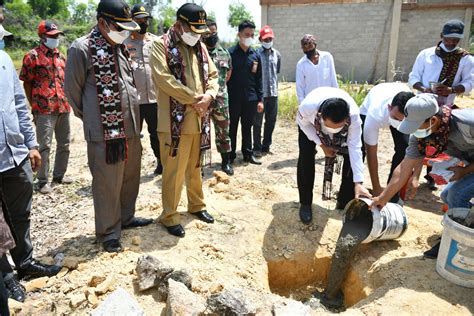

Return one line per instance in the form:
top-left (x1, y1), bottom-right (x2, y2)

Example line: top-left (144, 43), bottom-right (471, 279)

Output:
top-left (328, 54), bottom-right (338, 88)
top-left (64, 41), bottom-right (88, 119)
top-left (255, 53), bottom-right (263, 102)
top-left (408, 50), bottom-right (428, 92)
top-left (296, 62), bottom-right (305, 104)
top-left (18, 52), bottom-right (35, 106)
top-left (363, 115), bottom-right (383, 195)
top-left (276, 51), bottom-right (281, 75)
top-left (150, 40), bottom-right (197, 105)
top-left (372, 157), bottom-right (424, 208)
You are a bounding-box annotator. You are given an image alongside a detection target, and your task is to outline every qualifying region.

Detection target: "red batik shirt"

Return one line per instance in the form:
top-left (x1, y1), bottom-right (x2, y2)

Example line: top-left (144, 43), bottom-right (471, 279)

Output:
top-left (19, 44), bottom-right (70, 114)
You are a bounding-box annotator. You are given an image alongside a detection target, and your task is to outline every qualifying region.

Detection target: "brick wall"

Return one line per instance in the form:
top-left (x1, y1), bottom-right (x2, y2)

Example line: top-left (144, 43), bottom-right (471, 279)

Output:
top-left (264, 1), bottom-right (472, 83)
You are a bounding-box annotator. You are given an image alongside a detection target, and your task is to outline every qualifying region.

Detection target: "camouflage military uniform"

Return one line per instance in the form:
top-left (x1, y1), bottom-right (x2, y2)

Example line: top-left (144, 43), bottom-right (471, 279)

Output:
top-left (208, 45), bottom-right (231, 154)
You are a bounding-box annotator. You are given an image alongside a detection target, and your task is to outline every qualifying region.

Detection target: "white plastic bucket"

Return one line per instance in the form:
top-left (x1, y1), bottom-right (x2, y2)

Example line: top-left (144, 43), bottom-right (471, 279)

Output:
top-left (346, 198), bottom-right (409, 244)
top-left (436, 209), bottom-right (474, 288)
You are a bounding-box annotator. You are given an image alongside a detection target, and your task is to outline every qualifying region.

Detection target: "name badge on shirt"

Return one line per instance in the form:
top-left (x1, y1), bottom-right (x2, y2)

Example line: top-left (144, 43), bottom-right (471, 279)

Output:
top-left (251, 61), bottom-right (258, 74)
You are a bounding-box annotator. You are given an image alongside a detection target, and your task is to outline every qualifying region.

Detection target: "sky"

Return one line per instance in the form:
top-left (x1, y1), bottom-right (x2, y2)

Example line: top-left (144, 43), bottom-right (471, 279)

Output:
top-left (170, 0), bottom-right (262, 41)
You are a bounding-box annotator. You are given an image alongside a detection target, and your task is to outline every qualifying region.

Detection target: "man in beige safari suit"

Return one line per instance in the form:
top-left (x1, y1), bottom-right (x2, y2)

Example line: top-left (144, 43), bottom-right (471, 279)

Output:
top-left (150, 3), bottom-right (219, 237)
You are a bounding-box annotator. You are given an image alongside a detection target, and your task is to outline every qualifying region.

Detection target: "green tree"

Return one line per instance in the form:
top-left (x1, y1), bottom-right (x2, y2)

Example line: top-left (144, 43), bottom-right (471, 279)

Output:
top-left (227, 1), bottom-right (253, 29)
top-left (70, 0), bottom-right (96, 25)
top-left (27, 0), bottom-right (70, 19)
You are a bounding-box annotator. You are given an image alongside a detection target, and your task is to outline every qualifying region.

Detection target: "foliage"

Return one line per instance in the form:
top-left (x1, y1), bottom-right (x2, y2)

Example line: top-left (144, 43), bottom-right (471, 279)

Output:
top-left (227, 1), bottom-right (253, 30)
top-left (71, 0), bottom-right (96, 25)
top-left (27, 0), bottom-right (70, 19)
top-left (338, 78), bottom-right (370, 106)
top-left (278, 83), bottom-right (299, 120)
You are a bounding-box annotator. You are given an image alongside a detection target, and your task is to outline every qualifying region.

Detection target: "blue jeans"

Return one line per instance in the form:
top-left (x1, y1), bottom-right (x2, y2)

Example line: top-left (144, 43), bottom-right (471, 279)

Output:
top-left (440, 172), bottom-right (474, 208)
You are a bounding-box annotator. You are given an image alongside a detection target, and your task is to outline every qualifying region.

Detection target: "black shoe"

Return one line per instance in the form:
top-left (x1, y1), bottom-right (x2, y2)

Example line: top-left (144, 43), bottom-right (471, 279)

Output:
top-left (221, 163), bottom-right (234, 176)
top-left (122, 217), bottom-right (153, 229)
top-left (423, 241), bottom-right (440, 259)
top-left (192, 210), bottom-right (214, 223)
top-left (17, 260), bottom-right (62, 279)
top-left (102, 239), bottom-right (123, 253)
top-left (154, 162), bottom-right (163, 175)
top-left (165, 224), bottom-right (185, 237)
top-left (425, 175), bottom-right (437, 191)
top-left (5, 276), bottom-right (26, 302)
top-left (335, 201), bottom-right (346, 210)
top-left (243, 155), bottom-right (262, 165)
top-left (253, 150), bottom-right (262, 158)
top-left (299, 204), bottom-right (312, 224)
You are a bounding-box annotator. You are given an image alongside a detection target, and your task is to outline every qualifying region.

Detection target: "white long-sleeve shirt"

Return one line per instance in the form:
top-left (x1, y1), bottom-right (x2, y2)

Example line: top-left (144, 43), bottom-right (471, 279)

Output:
top-left (296, 50), bottom-right (338, 104)
top-left (296, 87), bottom-right (364, 183)
top-left (408, 46), bottom-right (474, 105)
top-left (360, 82), bottom-right (411, 146)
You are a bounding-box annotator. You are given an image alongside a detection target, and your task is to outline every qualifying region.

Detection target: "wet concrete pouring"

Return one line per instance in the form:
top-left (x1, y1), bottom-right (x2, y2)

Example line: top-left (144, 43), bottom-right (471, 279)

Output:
top-left (315, 199), bottom-right (373, 312)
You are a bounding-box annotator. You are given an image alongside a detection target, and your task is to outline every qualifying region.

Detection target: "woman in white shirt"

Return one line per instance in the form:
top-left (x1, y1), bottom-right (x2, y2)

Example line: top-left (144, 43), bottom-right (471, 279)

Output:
top-left (296, 87), bottom-right (371, 224)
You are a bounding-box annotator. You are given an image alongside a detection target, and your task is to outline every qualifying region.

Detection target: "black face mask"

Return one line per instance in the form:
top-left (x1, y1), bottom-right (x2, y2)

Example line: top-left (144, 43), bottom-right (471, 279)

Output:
top-left (204, 33), bottom-right (218, 47)
top-left (305, 48), bottom-right (316, 59)
top-left (139, 22), bottom-right (148, 34)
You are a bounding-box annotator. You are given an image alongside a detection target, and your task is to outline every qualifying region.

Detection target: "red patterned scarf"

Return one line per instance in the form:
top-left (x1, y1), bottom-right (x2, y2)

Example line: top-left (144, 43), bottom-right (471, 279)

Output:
top-left (163, 26), bottom-right (211, 163)
top-left (435, 41), bottom-right (470, 87)
top-left (314, 112), bottom-right (351, 200)
top-left (417, 105), bottom-right (452, 158)
top-left (89, 27), bottom-right (128, 164)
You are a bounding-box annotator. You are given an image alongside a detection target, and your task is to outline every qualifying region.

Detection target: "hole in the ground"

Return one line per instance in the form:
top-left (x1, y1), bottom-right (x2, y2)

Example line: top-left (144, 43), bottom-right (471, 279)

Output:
top-left (267, 252), bottom-right (370, 308)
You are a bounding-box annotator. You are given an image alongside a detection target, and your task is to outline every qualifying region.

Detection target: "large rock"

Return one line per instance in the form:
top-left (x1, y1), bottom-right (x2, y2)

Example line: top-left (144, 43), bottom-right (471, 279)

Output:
top-left (136, 255), bottom-right (173, 291)
top-left (207, 288), bottom-right (257, 315)
top-left (156, 269), bottom-right (193, 302)
top-left (91, 287), bottom-right (144, 316)
top-left (165, 279), bottom-right (206, 316)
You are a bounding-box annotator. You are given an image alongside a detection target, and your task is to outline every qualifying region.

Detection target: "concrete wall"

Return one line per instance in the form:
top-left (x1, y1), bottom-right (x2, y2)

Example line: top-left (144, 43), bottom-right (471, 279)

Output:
top-left (396, 9), bottom-right (467, 81)
top-left (264, 1), bottom-right (472, 83)
top-left (267, 0), bottom-right (393, 82)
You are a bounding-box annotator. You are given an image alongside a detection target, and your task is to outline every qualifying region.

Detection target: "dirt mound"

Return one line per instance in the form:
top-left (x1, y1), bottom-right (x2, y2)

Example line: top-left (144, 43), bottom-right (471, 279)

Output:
top-left (8, 111), bottom-right (474, 314)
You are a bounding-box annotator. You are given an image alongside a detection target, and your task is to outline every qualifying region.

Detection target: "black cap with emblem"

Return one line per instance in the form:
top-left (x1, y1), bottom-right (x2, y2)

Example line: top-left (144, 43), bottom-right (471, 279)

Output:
top-left (131, 3), bottom-right (152, 19)
top-left (176, 3), bottom-right (208, 34)
top-left (97, 0), bottom-right (139, 31)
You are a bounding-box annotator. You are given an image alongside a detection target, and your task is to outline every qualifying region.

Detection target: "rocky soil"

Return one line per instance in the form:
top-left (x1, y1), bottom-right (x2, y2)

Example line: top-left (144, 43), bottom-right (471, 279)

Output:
top-left (6, 94), bottom-right (474, 315)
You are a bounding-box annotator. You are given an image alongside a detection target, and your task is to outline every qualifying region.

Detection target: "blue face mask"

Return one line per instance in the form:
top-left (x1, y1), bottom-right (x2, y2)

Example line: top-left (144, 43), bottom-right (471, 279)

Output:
top-left (0, 40), bottom-right (5, 50)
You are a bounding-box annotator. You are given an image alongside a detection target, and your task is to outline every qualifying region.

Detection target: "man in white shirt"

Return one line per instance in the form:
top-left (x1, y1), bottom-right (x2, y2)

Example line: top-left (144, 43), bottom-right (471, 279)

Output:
top-left (296, 34), bottom-right (338, 105)
top-left (297, 87), bottom-right (371, 224)
top-left (360, 82), bottom-right (415, 201)
top-left (409, 19), bottom-right (473, 106)
top-left (408, 19), bottom-right (473, 190)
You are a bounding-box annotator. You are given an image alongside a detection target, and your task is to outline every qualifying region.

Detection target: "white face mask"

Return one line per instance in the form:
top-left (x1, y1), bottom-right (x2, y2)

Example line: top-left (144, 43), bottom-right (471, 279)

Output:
top-left (44, 38), bottom-right (59, 49)
top-left (108, 29), bottom-right (130, 44)
top-left (321, 119), bottom-right (344, 134)
top-left (388, 117), bottom-right (402, 129)
top-left (262, 41), bottom-right (273, 49)
top-left (440, 42), bottom-right (457, 53)
top-left (240, 37), bottom-right (253, 47)
top-left (413, 120), bottom-right (433, 138)
top-left (181, 31), bottom-right (201, 46)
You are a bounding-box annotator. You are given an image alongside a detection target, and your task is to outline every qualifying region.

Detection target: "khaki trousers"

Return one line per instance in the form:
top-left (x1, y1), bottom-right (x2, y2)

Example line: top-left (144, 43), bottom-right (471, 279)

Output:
top-left (158, 132), bottom-right (205, 226)
top-left (87, 137), bottom-right (142, 242)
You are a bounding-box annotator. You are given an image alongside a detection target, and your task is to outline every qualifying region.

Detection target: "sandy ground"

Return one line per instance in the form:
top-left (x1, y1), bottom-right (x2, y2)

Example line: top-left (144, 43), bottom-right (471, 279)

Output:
top-left (7, 92), bottom-right (474, 315)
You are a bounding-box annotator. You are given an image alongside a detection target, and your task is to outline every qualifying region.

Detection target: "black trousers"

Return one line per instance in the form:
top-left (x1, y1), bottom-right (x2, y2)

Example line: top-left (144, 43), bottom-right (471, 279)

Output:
top-left (0, 274), bottom-right (8, 316)
top-left (229, 96), bottom-right (257, 160)
top-left (253, 96), bottom-right (278, 152)
top-left (0, 159), bottom-right (34, 275)
top-left (297, 127), bottom-right (355, 207)
top-left (360, 114), bottom-right (409, 202)
top-left (139, 103), bottom-right (160, 161)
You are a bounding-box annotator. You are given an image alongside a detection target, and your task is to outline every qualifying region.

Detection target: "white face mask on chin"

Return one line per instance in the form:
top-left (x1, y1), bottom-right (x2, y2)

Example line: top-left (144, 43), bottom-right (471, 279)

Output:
top-left (388, 117), bottom-right (402, 129)
top-left (240, 37), bottom-right (253, 47)
top-left (321, 119), bottom-right (344, 134)
top-left (440, 42), bottom-right (458, 53)
top-left (413, 121), bottom-right (433, 139)
top-left (108, 29), bottom-right (130, 44)
top-left (181, 31), bottom-right (201, 46)
top-left (262, 41), bottom-right (273, 49)
top-left (44, 38), bottom-right (59, 49)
